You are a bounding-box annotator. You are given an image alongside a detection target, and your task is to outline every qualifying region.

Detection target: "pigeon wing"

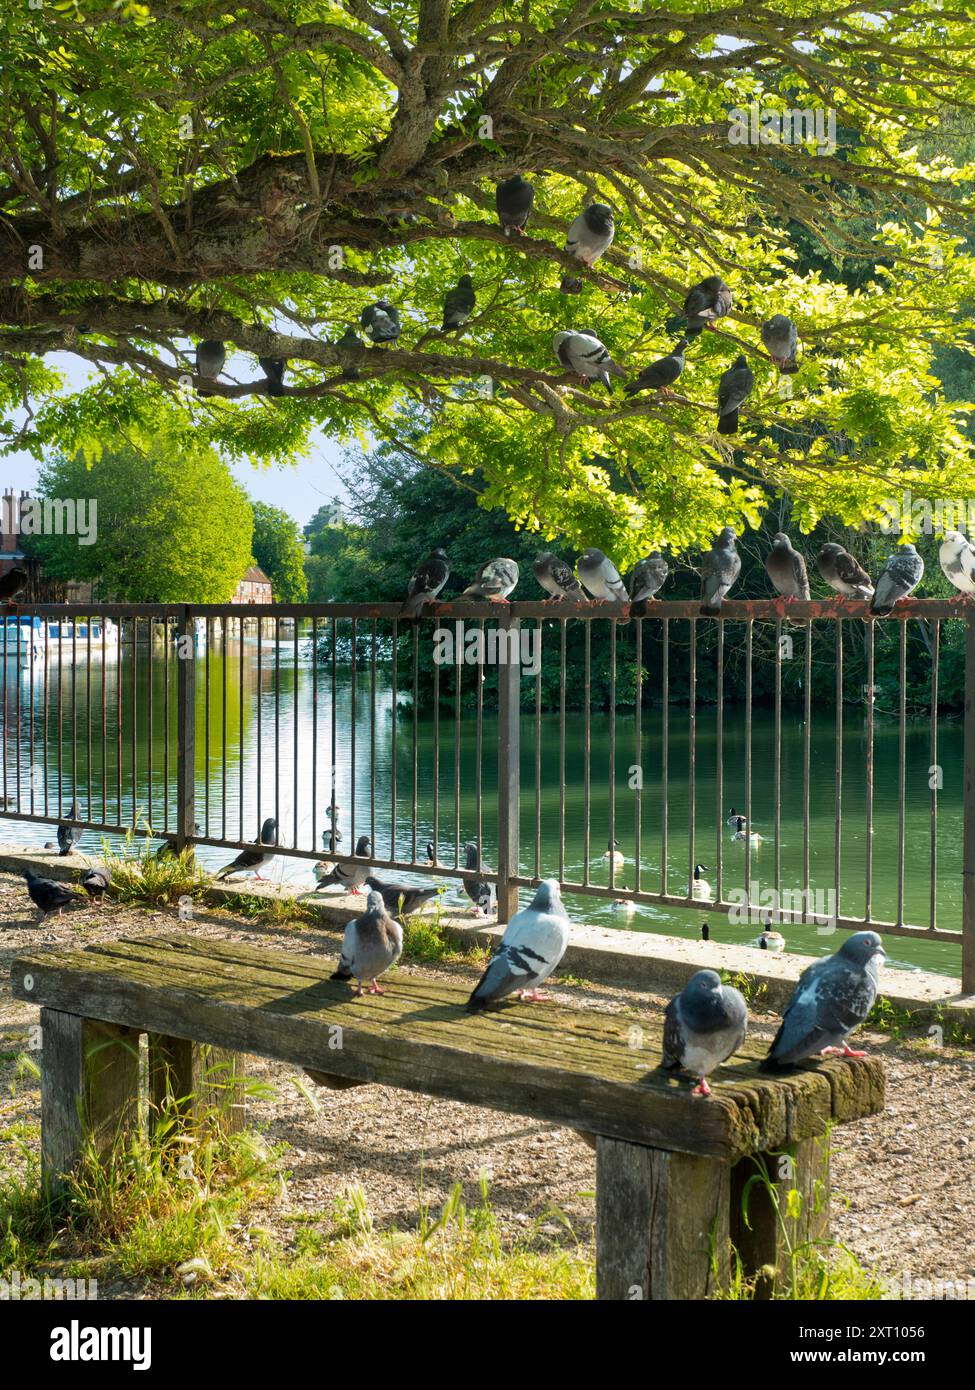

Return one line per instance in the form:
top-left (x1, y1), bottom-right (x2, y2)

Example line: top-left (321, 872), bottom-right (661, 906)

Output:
top-left (661, 996), bottom-right (685, 1070)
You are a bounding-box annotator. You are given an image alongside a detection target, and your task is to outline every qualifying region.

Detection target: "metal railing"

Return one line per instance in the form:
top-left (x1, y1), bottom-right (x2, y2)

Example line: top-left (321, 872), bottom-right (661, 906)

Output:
top-left (1, 597), bottom-right (973, 989)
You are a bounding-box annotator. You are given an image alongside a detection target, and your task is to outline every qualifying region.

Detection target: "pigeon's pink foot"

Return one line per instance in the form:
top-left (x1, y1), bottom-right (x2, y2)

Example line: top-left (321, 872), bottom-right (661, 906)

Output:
top-left (692, 1078), bottom-right (712, 1097)
top-left (820, 1043), bottom-right (867, 1057)
top-left (367, 981), bottom-right (386, 995)
top-left (351, 886), bottom-right (363, 895)
top-left (517, 988), bottom-right (552, 1002)
top-left (354, 984), bottom-right (364, 996)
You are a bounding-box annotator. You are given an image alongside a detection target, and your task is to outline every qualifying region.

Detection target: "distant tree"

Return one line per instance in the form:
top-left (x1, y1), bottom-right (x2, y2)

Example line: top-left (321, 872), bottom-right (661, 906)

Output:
top-left (304, 501), bottom-right (345, 540)
top-left (251, 501), bottom-right (308, 602)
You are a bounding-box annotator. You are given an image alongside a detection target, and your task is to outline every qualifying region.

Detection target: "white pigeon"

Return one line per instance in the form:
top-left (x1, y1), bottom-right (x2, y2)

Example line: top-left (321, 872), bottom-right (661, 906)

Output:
top-left (466, 879), bottom-right (569, 1010)
top-left (939, 530), bottom-right (975, 596)
top-left (553, 330), bottom-right (625, 391)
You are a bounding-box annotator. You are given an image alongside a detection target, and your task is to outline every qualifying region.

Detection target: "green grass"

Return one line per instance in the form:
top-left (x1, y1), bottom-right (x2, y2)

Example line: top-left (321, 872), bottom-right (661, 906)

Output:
top-left (100, 829), bottom-right (211, 908)
top-left (399, 903), bottom-right (490, 966)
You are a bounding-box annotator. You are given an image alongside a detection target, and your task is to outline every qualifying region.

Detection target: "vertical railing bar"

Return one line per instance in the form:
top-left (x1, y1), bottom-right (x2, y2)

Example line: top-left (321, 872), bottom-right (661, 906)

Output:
top-left (330, 616), bottom-right (337, 840)
top-left (311, 617), bottom-right (319, 854)
top-left (534, 618), bottom-right (542, 882)
top-left (175, 605), bottom-right (196, 853)
top-left (257, 617), bottom-right (264, 838)
top-left (1, 611), bottom-right (7, 811)
top-left (71, 617), bottom-right (77, 815)
top-left (411, 624), bottom-right (419, 865)
top-left (802, 620), bottom-right (812, 910)
top-left (929, 619), bottom-right (940, 933)
top-left (15, 608), bottom-right (23, 813)
top-left (865, 621), bottom-right (875, 922)
top-left (453, 620), bottom-right (462, 870)
top-left (371, 620), bottom-right (378, 858)
top-left (390, 619), bottom-right (398, 860)
top-left (293, 617), bottom-right (300, 850)
top-left (715, 619), bottom-right (724, 905)
top-left (85, 618), bottom-right (92, 825)
top-left (608, 618), bottom-right (617, 890)
top-left (744, 618), bottom-right (753, 908)
top-left (146, 616), bottom-right (153, 832)
top-left (204, 617), bottom-right (211, 836)
top-left (961, 608), bottom-right (975, 993)
top-left (558, 618), bottom-right (566, 884)
top-left (688, 617), bottom-right (697, 899)
top-left (661, 618), bottom-right (669, 897)
top-left (634, 618), bottom-right (643, 895)
top-left (221, 615), bottom-right (228, 841)
top-left (274, 616), bottom-right (281, 845)
top-left (496, 610), bottom-right (521, 923)
top-left (773, 617), bottom-right (782, 898)
top-left (834, 618), bottom-right (843, 923)
top-left (56, 623), bottom-right (63, 817)
top-left (582, 619), bottom-right (591, 887)
top-left (113, 618), bottom-right (120, 824)
top-left (30, 609), bottom-right (38, 817)
top-left (350, 616), bottom-right (358, 849)
top-left (163, 612), bottom-right (170, 832)
top-left (474, 618), bottom-right (483, 869)
top-left (431, 622), bottom-right (439, 867)
top-left (896, 618), bottom-right (907, 927)
top-left (130, 615), bottom-right (137, 828)
top-left (240, 616), bottom-right (246, 846)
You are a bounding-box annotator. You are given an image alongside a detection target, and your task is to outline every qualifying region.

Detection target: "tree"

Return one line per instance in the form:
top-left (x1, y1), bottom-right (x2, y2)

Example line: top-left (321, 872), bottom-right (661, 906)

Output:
top-left (251, 501), bottom-right (308, 602)
top-left (27, 430), bottom-right (253, 603)
top-left (2, 3), bottom-right (975, 559)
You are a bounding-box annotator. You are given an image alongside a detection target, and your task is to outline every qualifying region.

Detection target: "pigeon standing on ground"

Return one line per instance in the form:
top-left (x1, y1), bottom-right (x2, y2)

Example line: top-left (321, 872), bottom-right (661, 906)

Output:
top-left (314, 834), bottom-right (372, 895)
top-left (662, 969), bottom-right (748, 1096)
top-left (553, 330), bottom-right (625, 391)
top-left (496, 174), bottom-right (534, 235)
top-left (57, 802), bottom-right (82, 856)
top-left (939, 530), bottom-right (975, 596)
top-left (23, 869), bottom-right (86, 920)
top-left (717, 355), bottom-right (754, 435)
top-left (195, 340), bottom-right (225, 395)
top-left (462, 558), bottom-right (519, 603)
top-left (466, 879), bottom-right (570, 1011)
top-left (624, 340), bottom-right (687, 398)
top-left (765, 532), bottom-right (810, 601)
top-left (684, 276), bottom-right (733, 337)
top-left (629, 552), bottom-right (669, 608)
top-left (360, 301), bottom-right (401, 345)
top-left (365, 875), bottom-right (439, 919)
top-left (462, 842), bottom-right (496, 916)
top-left (82, 868), bottom-right (110, 902)
top-left (533, 553), bottom-right (583, 603)
top-left (214, 816), bottom-right (278, 881)
top-left (816, 543), bottom-right (875, 600)
top-left (560, 204), bottom-right (615, 292)
top-left (336, 325), bottom-right (363, 380)
top-left (700, 528), bottom-right (741, 615)
top-left (401, 548), bottom-right (450, 618)
top-left (577, 548), bottom-right (628, 606)
top-left (761, 931), bottom-right (885, 1069)
top-left (258, 357), bottom-right (286, 396)
top-left (330, 890), bottom-right (403, 996)
top-left (870, 545), bottom-right (924, 616)
top-left (761, 315), bottom-right (799, 374)
top-left (441, 275), bottom-right (476, 332)
top-left (0, 566), bottom-right (27, 605)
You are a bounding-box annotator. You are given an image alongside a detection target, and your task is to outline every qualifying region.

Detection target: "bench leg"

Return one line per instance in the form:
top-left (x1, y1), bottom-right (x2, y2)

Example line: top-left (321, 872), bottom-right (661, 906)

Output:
top-left (40, 1008), bottom-right (140, 1203)
top-left (148, 1036), bottom-right (245, 1134)
top-left (730, 1136), bottom-right (831, 1297)
top-left (596, 1136), bottom-right (730, 1300)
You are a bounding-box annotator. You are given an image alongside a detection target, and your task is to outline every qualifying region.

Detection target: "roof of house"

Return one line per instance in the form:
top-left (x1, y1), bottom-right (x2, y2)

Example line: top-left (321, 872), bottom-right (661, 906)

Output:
top-left (240, 566), bottom-right (272, 585)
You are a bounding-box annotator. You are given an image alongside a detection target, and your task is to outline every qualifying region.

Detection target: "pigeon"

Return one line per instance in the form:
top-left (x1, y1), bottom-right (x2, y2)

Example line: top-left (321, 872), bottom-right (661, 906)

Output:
top-left (690, 862), bottom-right (711, 901)
top-left (761, 315), bottom-right (799, 374)
top-left (330, 890), bottom-right (403, 995)
top-left (496, 174), bottom-right (534, 236)
top-left (81, 867), bottom-right (110, 902)
top-left (717, 355), bottom-right (754, 435)
top-left (629, 552), bottom-right (669, 608)
top-left (533, 552), bottom-right (583, 603)
top-left (466, 879), bottom-right (569, 1011)
top-left (462, 558), bottom-right (519, 603)
top-left (662, 969), bottom-right (748, 1096)
top-left (553, 330), bottom-right (625, 391)
top-left (560, 203), bottom-right (614, 292)
top-left (156, 822), bottom-right (202, 860)
top-left (870, 544), bottom-right (924, 616)
top-left (258, 356), bottom-right (286, 397)
top-left (765, 532), bottom-right (810, 601)
top-left (939, 530), bottom-right (975, 596)
top-left (314, 834), bottom-right (372, 895)
top-left (365, 875), bottom-right (439, 919)
top-left (23, 869), bottom-right (86, 920)
top-left (57, 802), bottom-right (82, 856)
top-left (214, 816), bottom-right (278, 881)
top-left (0, 566), bottom-right (27, 605)
top-left (816, 543), bottom-right (874, 601)
top-left (624, 340), bottom-right (687, 398)
top-left (761, 930), bottom-right (886, 1069)
top-left (462, 842), bottom-right (496, 916)
top-left (401, 548), bottom-right (450, 618)
top-left (577, 548), bottom-right (628, 606)
top-left (336, 325), bottom-right (363, 380)
top-left (360, 301), bottom-right (401, 345)
top-left (684, 276), bottom-right (733, 337)
top-left (195, 340), bottom-right (225, 395)
top-left (700, 527), bottom-right (741, 615)
top-left (441, 275), bottom-right (476, 332)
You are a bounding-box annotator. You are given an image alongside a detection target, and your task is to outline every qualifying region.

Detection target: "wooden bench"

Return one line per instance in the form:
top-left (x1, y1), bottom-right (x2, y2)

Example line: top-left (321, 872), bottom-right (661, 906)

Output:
top-left (11, 934), bottom-right (884, 1300)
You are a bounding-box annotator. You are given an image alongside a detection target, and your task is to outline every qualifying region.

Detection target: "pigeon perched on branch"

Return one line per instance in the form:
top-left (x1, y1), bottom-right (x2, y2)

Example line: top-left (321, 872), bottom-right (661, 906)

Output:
top-left (441, 275), bottom-right (476, 332)
top-left (195, 340), bottom-right (225, 395)
top-left (258, 357), bottom-right (286, 397)
top-left (684, 276), bottom-right (732, 337)
top-left (553, 330), bottom-right (625, 391)
top-left (624, 340), bottom-right (687, 398)
top-left (496, 174), bottom-right (534, 236)
top-left (662, 970), bottom-right (748, 1097)
top-left (560, 204), bottom-right (614, 292)
top-left (335, 326), bottom-right (363, 380)
top-left (762, 931), bottom-right (885, 1069)
top-left (761, 315), bottom-right (799, 374)
top-left (360, 301), bottom-right (401, 345)
top-left (717, 355), bottom-right (754, 435)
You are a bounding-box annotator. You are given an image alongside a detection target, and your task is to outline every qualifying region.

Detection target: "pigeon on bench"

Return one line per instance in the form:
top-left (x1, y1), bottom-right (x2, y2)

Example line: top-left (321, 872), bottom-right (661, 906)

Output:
top-left (331, 890), bottom-right (403, 996)
top-left (23, 869), bottom-right (86, 921)
top-left (761, 930), bottom-right (885, 1070)
top-left (57, 801), bottom-right (82, 856)
top-left (82, 867), bottom-right (110, 903)
top-left (314, 834), bottom-right (372, 895)
top-left (365, 875), bottom-right (439, 919)
top-left (462, 841), bottom-right (496, 916)
top-left (466, 879), bottom-right (569, 1011)
top-left (214, 816), bottom-right (278, 881)
top-left (662, 969), bottom-right (748, 1097)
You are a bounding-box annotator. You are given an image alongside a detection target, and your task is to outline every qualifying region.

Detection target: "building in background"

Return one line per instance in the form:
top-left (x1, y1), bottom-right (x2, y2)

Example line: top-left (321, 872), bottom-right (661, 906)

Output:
top-left (232, 565), bottom-right (273, 604)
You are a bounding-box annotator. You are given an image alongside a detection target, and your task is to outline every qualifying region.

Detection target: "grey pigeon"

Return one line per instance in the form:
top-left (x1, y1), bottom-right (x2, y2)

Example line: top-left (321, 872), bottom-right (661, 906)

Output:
top-left (402, 548), bottom-right (450, 618)
top-left (82, 867), bottom-right (110, 902)
top-left (761, 314), bottom-right (799, 374)
top-left (816, 543), bottom-right (874, 600)
top-left (629, 552), bottom-right (669, 608)
top-left (330, 889), bottom-right (403, 995)
top-left (57, 801), bottom-right (82, 856)
top-left (466, 879), bottom-right (569, 1011)
top-left (700, 528), bottom-right (741, 615)
top-left (870, 544), bottom-right (924, 616)
top-left (462, 558), bottom-right (519, 602)
top-left (195, 340), bottom-right (225, 395)
top-left (462, 842), bottom-right (496, 916)
top-left (365, 875), bottom-right (439, 919)
top-left (624, 340), bottom-right (687, 397)
top-left (0, 566), bottom-right (27, 604)
top-left (553, 330), bottom-right (625, 391)
top-left (939, 530), bottom-right (975, 597)
top-left (442, 275), bottom-right (475, 332)
top-left (560, 203), bottom-right (614, 292)
top-left (314, 834), bottom-right (372, 895)
top-left (662, 969), bottom-right (748, 1096)
top-left (336, 325), bottom-right (363, 380)
top-left (717, 355), bottom-right (754, 435)
top-left (23, 869), bottom-right (86, 920)
top-left (684, 276), bottom-right (732, 337)
top-left (765, 532), bottom-right (810, 600)
top-left (762, 931), bottom-right (885, 1069)
top-left (258, 356), bottom-right (286, 396)
top-left (360, 301), bottom-right (401, 344)
top-left (214, 816), bottom-right (278, 881)
top-left (533, 552), bottom-right (583, 602)
top-left (496, 174), bottom-right (534, 236)
top-left (577, 548), bottom-right (628, 605)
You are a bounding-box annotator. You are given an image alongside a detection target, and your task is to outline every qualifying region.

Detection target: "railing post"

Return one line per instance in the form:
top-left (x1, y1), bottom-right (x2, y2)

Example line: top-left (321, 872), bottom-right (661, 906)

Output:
top-left (175, 606), bottom-right (196, 853)
top-left (962, 607), bottom-right (975, 993)
top-left (496, 614), bottom-right (521, 924)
